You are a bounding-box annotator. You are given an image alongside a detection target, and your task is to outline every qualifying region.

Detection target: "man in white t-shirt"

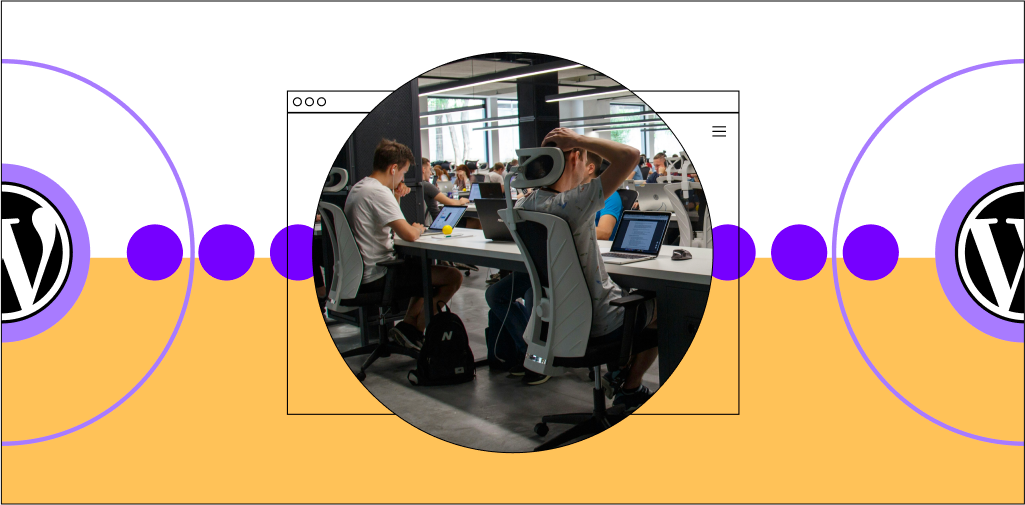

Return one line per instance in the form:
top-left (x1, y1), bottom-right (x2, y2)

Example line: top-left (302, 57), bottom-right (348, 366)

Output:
top-left (514, 128), bottom-right (658, 411)
top-left (486, 162), bottom-right (506, 189)
top-left (344, 139), bottom-right (463, 349)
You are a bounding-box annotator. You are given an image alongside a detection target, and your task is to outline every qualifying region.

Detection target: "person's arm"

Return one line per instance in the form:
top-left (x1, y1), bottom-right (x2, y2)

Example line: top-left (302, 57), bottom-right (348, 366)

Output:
top-left (596, 215), bottom-right (617, 240)
top-left (541, 128), bottom-right (639, 200)
top-left (435, 193), bottom-right (469, 206)
top-left (387, 219), bottom-right (425, 242)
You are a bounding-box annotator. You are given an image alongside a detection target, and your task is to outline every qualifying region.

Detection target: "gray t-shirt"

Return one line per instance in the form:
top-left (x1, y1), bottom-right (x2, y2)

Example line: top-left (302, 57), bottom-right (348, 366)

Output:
top-left (422, 181), bottom-right (441, 220)
top-left (515, 178), bottom-right (623, 336)
top-left (344, 177), bottom-right (405, 284)
top-left (487, 171), bottom-right (504, 185)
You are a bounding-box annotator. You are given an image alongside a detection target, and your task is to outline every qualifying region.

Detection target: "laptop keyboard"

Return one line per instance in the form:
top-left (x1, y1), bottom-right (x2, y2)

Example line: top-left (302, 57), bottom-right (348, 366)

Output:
top-left (603, 252), bottom-right (652, 259)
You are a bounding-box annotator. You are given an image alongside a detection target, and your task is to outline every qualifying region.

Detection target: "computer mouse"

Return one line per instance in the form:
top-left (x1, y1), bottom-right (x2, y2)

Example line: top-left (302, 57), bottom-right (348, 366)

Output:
top-left (672, 249), bottom-right (692, 261)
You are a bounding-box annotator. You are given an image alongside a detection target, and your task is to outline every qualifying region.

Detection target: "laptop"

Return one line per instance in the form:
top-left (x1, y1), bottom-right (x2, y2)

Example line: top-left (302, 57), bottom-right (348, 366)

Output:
top-left (437, 180), bottom-right (455, 194)
top-left (422, 205), bottom-right (467, 236)
top-left (600, 211), bottom-right (671, 264)
top-left (634, 183), bottom-right (673, 212)
top-left (475, 198), bottom-right (513, 242)
top-left (468, 182), bottom-right (502, 202)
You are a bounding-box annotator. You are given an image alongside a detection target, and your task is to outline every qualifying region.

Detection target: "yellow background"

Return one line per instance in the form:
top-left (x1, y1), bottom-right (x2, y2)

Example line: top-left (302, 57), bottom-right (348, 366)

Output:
top-left (2, 258), bottom-right (1023, 503)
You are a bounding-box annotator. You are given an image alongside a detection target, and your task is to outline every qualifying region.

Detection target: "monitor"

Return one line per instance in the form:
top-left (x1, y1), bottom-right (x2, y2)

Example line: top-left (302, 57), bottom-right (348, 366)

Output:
top-left (610, 211), bottom-right (671, 255)
top-left (429, 205), bottom-right (467, 231)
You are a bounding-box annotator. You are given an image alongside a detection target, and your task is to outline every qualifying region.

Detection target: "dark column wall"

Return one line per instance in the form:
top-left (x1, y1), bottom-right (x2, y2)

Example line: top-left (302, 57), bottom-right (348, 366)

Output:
top-left (516, 72), bottom-right (560, 148)
top-left (331, 79), bottom-right (424, 224)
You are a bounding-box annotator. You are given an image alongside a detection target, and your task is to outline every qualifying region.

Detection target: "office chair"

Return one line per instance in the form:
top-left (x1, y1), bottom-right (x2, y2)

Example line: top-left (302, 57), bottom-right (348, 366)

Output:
top-left (503, 148), bottom-right (654, 451)
top-left (472, 174), bottom-right (486, 183)
top-left (320, 168), bottom-right (419, 382)
top-left (616, 189), bottom-right (638, 213)
top-left (664, 182), bottom-right (705, 248)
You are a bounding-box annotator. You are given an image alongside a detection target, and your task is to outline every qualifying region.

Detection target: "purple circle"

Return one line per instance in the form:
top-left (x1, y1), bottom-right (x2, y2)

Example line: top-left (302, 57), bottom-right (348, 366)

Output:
top-left (1, 164), bottom-right (91, 343)
top-left (771, 225), bottom-right (826, 281)
top-left (1, 59), bottom-right (194, 446)
top-left (199, 225), bottom-right (254, 281)
top-left (935, 165), bottom-right (1023, 342)
top-left (711, 224), bottom-right (755, 281)
top-left (833, 59), bottom-right (1023, 446)
top-left (127, 225), bottom-right (183, 281)
top-left (271, 225), bottom-right (314, 281)
top-left (843, 225), bottom-right (899, 281)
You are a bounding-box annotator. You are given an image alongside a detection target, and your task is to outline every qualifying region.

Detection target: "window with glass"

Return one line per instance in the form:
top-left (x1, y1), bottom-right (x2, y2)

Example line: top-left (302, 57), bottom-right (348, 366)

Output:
top-left (608, 103), bottom-right (647, 155)
top-left (426, 97), bottom-right (488, 166)
top-left (496, 99), bottom-right (520, 165)
top-left (652, 129), bottom-right (684, 160)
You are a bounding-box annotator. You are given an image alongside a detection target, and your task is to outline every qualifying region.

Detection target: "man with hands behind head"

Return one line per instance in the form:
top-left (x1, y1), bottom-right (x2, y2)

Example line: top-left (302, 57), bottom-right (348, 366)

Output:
top-left (515, 128), bottom-right (659, 410)
top-left (345, 139), bottom-right (463, 350)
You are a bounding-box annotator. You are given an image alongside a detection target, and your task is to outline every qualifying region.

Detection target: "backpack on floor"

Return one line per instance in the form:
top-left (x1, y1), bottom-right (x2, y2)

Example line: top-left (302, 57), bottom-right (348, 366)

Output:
top-left (485, 309), bottom-right (526, 371)
top-left (408, 305), bottom-right (476, 386)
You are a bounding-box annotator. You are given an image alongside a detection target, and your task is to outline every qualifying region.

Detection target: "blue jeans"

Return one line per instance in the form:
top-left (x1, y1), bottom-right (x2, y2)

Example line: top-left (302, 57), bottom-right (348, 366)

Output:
top-left (484, 271), bottom-right (533, 355)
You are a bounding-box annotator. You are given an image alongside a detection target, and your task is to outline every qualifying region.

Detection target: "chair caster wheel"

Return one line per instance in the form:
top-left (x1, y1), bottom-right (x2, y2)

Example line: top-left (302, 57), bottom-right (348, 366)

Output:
top-left (355, 371), bottom-right (366, 382)
top-left (464, 271), bottom-right (471, 277)
top-left (534, 423), bottom-right (549, 437)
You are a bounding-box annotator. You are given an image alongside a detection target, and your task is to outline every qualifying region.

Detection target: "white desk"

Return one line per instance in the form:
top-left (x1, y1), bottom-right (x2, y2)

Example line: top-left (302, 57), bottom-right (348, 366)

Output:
top-left (395, 228), bottom-right (712, 383)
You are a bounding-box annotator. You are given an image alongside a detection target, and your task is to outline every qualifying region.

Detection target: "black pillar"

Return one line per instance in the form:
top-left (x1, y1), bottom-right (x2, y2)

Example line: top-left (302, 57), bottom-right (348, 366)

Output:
top-left (516, 72), bottom-right (560, 148)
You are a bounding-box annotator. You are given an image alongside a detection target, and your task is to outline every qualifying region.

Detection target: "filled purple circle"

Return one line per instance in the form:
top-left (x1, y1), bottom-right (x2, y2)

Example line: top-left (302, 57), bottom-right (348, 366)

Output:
top-left (934, 164), bottom-right (1023, 343)
top-left (833, 59), bottom-right (1023, 446)
top-left (1, 59), bottom-right (195, 447)
top-left (271, 225), bottom-right (314, 281)
top-left (843, 225), bottom-right (899, 281)
top-left (1, 164), bottom-right (91, 343)
top-left (127, 225), bottom-right (183, 281)
top-left (711, 224), bottom-right (755, 281)
top-left (199, 225), bottom-right (254, 281)
top-left (771, 225), bottom-right (826, 281)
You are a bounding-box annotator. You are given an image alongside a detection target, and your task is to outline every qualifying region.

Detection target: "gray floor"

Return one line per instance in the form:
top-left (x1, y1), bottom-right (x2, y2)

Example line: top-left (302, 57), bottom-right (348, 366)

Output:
top-left (329, 267), bottom-right (659, 453)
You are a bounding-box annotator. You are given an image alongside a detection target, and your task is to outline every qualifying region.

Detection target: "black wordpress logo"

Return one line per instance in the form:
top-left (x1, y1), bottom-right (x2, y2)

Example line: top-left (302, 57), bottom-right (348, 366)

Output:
top-left (955, 182), bottom-right (1024, 322)
top-left (1, 182), bottom-right (74, 322)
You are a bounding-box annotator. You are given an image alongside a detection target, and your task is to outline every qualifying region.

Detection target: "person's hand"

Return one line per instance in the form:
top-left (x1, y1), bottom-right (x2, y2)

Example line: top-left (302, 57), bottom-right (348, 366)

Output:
top-left (459, 197), bottom-right (469, 204)
top-left (541, 127), bottom-right (582, 151)
top-left (412, 223), bottom-right (426, 237)
top-left (315, 213), bottom-right (322, 223)
top-left (632, 201), bottom-right (640, 210)
top-left (394, 183), bottom-right (411, 198)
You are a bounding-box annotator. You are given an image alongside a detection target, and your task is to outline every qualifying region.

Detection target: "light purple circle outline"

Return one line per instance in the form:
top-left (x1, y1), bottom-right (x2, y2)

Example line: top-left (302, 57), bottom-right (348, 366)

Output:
top-left (937, 166), bottom-right (1023, 340)
top-left (2, 164), bottom-right (91, 342)
top-left (1, 59), bottom-right (195, 446)
top-left (832, 58), bottom-right (1024, 446)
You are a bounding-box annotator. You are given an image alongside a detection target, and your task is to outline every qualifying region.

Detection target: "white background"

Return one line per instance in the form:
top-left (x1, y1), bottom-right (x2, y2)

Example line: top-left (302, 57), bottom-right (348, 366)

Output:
top-left (2, 2), bottom-right (1023, 257)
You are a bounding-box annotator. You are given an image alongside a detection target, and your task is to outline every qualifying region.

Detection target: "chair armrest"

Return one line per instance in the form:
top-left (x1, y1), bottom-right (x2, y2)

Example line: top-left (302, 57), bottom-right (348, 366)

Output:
top-left (378, 258), bottom-right (408, 268)
top-left (610, 291), bottom-right (654, 307)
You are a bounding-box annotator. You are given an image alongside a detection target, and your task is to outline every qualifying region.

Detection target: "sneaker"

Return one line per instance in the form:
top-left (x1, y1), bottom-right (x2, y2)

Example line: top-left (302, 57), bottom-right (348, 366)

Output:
top-left (485, 273), bottom-right (502, 285)
top-left (388, 322), bottom-right (423, 350)
top-left (507, 364), bottom-right (527, 376)
top-left (601, 369), bottom-right (627, 399)
top-left (612, 385), bottom-right (654, 412)
top-left (521, 370), bottom-right (551, 385)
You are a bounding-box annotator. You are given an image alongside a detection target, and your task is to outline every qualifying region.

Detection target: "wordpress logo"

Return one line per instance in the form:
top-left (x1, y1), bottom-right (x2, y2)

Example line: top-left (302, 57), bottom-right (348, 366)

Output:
top-left (955, 182), bottom-right (1024, 322)
top-left (1, 182), bottom-right (73, 322)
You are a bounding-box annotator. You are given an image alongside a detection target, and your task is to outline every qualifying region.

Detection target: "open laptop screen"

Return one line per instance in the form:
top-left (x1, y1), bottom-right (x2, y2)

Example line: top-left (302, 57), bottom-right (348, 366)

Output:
top-left (611, 211), bottom-right (671, 254)
top-left (429, 205), bottom-right (467, 231)
top-left (468, 183), bottom-right (482, 202)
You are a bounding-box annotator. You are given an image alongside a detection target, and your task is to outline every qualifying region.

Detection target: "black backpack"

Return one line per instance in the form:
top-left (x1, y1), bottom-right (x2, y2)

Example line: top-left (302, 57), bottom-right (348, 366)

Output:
top-left (408, 306), bottom-right (476, 386)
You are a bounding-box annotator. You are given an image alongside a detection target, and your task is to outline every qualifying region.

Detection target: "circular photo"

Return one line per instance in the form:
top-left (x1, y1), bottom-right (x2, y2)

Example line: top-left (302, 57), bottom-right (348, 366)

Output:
top-left (313, 52), bottom-right (713, 452)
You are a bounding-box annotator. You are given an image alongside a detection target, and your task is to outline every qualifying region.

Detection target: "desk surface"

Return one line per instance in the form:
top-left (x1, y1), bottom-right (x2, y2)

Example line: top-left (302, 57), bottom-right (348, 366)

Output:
top-left (396, 228), bottom-right (712, 286)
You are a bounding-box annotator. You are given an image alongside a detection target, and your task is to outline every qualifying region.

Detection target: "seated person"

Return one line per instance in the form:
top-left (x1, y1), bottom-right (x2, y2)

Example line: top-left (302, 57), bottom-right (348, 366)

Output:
top-left (588, 152), bottom-right (623, 241)
top-left (344, 140), bottom-right (463, 348)
top-left (453, 164), bottom-right (472, 191)
top-left (432, 165), bottom-right (449, 181)
top-left (645, 152), bottom-right (668, 183)
top-left (487, 162), bottom-right (506, 190)
top-left (421, 157), bottom-right (468, 221)
top-left (515, 128), bottom-right (658, 410)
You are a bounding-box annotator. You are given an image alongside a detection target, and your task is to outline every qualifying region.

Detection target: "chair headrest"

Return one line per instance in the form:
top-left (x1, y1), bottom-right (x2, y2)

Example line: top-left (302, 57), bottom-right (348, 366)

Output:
top-left (510, 147), bottom-right (565, 189)
top-left (324, 166), bottom-right (349, 194)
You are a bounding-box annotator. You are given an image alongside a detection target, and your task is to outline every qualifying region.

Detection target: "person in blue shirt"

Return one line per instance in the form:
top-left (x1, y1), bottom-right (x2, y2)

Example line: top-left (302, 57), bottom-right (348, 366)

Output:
top-left (590, 151), bottom-right (623, 240)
